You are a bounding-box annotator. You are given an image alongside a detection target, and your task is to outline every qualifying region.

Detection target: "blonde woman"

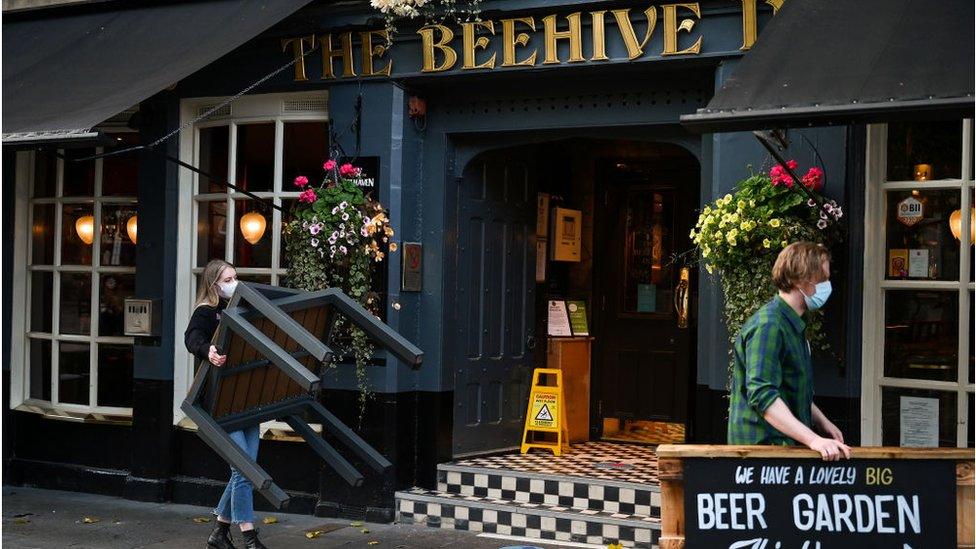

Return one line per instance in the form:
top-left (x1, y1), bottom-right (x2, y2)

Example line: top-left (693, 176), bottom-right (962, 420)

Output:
top-left (184, 259), bottom-right (268, 549)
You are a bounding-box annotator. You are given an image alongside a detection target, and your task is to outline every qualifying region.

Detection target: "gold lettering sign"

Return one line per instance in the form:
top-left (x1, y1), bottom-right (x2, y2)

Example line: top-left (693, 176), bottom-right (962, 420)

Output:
top-left (280, 2), bottom-right (782, 81)
top-left (662, 3), bottom-right (703, 56)
top-left (418, 24), bottom-right (458, 72)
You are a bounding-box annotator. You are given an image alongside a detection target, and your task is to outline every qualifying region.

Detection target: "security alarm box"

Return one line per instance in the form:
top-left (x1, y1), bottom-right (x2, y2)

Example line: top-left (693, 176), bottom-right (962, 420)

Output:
top-left (124, 298), bottom-right (161, 337)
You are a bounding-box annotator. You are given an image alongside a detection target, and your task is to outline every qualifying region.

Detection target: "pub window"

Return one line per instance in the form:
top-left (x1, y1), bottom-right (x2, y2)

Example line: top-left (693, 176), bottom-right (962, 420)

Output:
top-left (175, 93), bottom-right (330, 432)
top-left (862, 119), bottom-right (974, 448)
top-left (13, 135), bottom-right (139, 418)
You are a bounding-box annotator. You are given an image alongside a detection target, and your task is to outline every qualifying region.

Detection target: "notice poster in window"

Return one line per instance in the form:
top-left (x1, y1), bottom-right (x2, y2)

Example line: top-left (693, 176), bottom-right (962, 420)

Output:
top-left (550, 207), bottom-right (582, 262)
top-left (888, 249), bottom-right (909, 278)
top-left (566, 300), bottom-right (589, 336)
top-left (547, 300), bottom-right (572, 337)
top-left (908, 248), bottom-right (929, 278)
top-left (535, 240), bottom-right (547, 283)
top-left (900, 396), bottom-right (939, 447)
top-left (636, 284), bottom-right (656, 312)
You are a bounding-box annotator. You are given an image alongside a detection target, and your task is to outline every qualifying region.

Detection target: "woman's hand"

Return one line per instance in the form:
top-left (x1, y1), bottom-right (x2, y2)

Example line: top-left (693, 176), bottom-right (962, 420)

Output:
top-left (208, 345), bottom-right (227, 367)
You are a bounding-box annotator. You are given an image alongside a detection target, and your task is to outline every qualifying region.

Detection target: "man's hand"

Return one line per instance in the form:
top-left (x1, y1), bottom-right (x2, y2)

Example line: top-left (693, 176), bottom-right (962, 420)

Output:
top-left (208, 345), bottom-right (226, 367)
top-left (807, 436), bottom-right (851, 461)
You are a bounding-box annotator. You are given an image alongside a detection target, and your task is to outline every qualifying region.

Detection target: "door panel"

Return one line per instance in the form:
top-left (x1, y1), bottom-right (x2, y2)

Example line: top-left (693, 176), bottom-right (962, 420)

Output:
top-left (453, 152), bottom-right (536, 456)
top-left (596, 161), bottom-right (697, 426)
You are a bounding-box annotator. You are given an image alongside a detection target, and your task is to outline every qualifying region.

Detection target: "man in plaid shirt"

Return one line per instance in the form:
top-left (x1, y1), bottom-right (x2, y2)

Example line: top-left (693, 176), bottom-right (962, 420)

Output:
top-left (728, 242), bottom-right (850, 461)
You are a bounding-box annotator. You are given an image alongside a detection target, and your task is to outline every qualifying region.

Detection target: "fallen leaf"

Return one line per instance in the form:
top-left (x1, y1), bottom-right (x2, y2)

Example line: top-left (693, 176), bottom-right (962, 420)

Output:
top-left (82, 517), bottom-right (101, 524)
top-left (350, 520), bottom-right (364, 527)
top-left (305, 530), bottom-right (323, 539)
top-left (13, 518), bottom-right (30, 524)
top-left (262, 516), bottom-right (278, 525)
top-left (360, 528), bottom-right (370, 534)
top-left (368, 541), bottom-right (379, 546)
top-left (192, 517), bottom-right (212, 524)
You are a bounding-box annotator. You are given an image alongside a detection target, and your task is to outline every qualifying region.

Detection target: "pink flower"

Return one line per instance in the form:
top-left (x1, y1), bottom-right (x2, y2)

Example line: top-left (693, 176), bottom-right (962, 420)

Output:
top-left (323, 160), bottom-right (337, 171)
top-left (802, 167), bottom-right (824, 192)
top-left (769, 165), bottom-right (793, 188)
top-left (293, 175), bottom-right (309, 188)
top-left (339, 163), bottom-right (357, 176)
top-left (298, 189), bottom-right (317, 203)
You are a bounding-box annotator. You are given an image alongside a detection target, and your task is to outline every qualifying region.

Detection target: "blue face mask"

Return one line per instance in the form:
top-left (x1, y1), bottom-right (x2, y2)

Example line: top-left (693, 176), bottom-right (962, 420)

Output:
top-left (803, 280), bottom-right (832, 311)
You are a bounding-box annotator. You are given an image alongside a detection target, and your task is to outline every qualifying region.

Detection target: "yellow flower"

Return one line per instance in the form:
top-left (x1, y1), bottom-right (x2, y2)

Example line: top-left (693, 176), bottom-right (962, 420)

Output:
top-left (762, 238), bottom-right (771, 248)
top-left (706, 264), bottom-right (714, 274)
top-left (769, 218), bottom-right (781, 228)
top-left (740, 221), bottom-right (751, 232)
top-left (728, 213), bottom-right (739, 223)
top-left (727, 228), bottom-right (738, 238)
top-left (702, 248), bottom-right (710, 258)
top-left (749, 199), bottom-right (756, 207)
top-left (724, 193), bottom-right (733, 203)
top-left (389, 242), bottom-right (398, 252)
top-left (737, 200), bottom-right (746, 209)
top-left (728, 237), bottom-right (737, 247)
top-left (703, 205), bottom-right (712, 215)
top-left (714, 231), bottom-right (723, 240)
top-left (781, 240), bottom-right (788, 247)
top-left (689, 229), bottom-right (697, 239)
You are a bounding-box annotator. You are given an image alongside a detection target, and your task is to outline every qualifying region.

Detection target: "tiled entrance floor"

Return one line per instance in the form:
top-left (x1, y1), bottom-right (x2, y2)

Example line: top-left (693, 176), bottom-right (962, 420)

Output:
top-left (451, 441), bottom-right (660, 486)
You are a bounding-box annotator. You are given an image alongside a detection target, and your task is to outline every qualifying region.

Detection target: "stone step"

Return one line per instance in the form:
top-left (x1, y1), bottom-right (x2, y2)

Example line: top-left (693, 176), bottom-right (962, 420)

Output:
top-left (396, 488), bottom-right (660, 549)
top-left (437, 462), bottom-right (661, 517)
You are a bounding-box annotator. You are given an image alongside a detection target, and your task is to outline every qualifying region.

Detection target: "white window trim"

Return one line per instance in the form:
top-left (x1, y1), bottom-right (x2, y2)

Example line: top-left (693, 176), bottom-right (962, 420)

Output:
top-left (10, 146), bottom-right (138, 420)
top-left (173, 91), bottom-right (329, 430)
top-left (861, 120), bottom-right (975, 447)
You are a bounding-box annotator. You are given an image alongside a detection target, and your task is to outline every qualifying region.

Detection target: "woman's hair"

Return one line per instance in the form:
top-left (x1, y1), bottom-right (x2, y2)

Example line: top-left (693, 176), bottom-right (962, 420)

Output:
top-left (195, 259), bottom-right (234, 308)
top-left (772, 242), bottom-right (831, 292)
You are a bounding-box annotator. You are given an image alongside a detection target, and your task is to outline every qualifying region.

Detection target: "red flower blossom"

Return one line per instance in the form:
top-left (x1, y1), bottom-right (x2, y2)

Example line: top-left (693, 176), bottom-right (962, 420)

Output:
top-left (769, 160), bottom-right (799, 187)
top-left (802, 167), bottom-right (824, 192)
top-left (293, 175), bottom-right (309, 188)
top-left (298, 188), bottom-right (317, 203)
top-left (339, 163), bottom-right (357, 176)
top-left (323, 160), bottom-right (337, 171)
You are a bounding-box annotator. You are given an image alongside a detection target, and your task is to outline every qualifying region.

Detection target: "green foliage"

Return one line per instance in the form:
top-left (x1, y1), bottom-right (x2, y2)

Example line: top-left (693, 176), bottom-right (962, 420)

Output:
top-left (283, 165), bottom-right (396, 423)
top-left (691, 168), bottom-right (843, 387)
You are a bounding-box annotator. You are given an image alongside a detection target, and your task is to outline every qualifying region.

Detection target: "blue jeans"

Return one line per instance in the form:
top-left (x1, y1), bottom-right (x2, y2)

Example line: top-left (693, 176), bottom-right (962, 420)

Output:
top-left (214, 425), bottom-right (260, 524)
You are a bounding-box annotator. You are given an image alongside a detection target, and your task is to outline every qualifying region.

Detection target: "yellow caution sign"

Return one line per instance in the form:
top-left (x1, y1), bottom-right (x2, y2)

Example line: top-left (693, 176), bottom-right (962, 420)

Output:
top-left (521, 368), bottom-right (569, 456)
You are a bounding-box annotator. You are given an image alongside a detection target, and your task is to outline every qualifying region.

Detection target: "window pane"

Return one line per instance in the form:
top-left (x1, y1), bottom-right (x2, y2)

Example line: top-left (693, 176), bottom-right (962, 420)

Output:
top-left (884, 189), bottom-right (960, 281)
top-left (58, 341), bottom-right (90, 405)
top-left (881, 387), bottom-right (956, 447)
top-left (30, 271), bottom-right (53, 333)
top-left (99, 274), bottom-right (134, 337)
top-left (31, 204), bottom-right (55, 265)
top-left (237, 274), bottom-right (271, 285)
top-left (196, 200), bottom-right (227, 267)
top-left (283, 121), bottom-right (328, 191)
top-left (886, 119), bottom-right (963, 181)
top-left (102, 133), bottom-right (139, 196)
top-left (29, 338), bottom-right (51, 401)
top-left (199, 126), bottom-right (230, 193)
top-left (99, 204), bottom-right (137, 267)
top-left (623, 190), bottom-right (674, 313)
top-left (62, 148), bottom-right (96, 196)
top-left (884, 290), bottom-right (958, 381)
top-left (234, 200), bottom-right (271, 268)
top-left (59, 272), bottom-right (92, 335)
top-left (32, 150), bottom-right (58, 198)
top-left (969, 291), bottom-right (974, 384)
top-left (61, 203), bottom-right (94, 265)
top-left (235, 123), bottom-right (275, 192)
top-left (97, 344), bottom-right (133, 407)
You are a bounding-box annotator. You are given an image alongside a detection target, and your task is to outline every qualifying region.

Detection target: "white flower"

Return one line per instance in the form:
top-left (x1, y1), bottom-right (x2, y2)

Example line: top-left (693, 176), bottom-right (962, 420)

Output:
top-left (331, 207), bottom-right (339, 215)
top-left (833, 207), bottom-right (843, 219)
top-left (339, 201), bottom-right (348, 210)
top-left (328, 235), bottom-right (338, 245)
top-left (341, 213), bottom-right (349, 221)
top-left (339, 245), bottom-right (348, 254)
top-left (820, 211), bottom-right (829, 220)
top-left (310, 237), bottom-right (319, 247)
top-left (807, 199), bottom-right (817, 208)
top-left (817, 219), bottom-right (828, 229)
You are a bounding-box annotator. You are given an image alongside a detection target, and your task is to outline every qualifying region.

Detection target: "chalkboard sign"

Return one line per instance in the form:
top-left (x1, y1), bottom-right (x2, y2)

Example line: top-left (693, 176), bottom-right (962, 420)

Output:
top-left (683, 458), bottom-right (955, 548)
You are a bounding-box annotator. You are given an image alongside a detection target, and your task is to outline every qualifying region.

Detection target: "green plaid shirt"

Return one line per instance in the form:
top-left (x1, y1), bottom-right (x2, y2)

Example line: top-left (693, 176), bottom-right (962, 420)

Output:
top-left (728, 296), bottom-right (813, 445)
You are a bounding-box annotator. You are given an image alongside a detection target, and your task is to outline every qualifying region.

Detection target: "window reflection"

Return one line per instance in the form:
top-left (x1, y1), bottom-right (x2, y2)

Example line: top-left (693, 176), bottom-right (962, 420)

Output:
top-left (58, 342), bottom-right (90, 405)
top-left (100, 204), bottom-right (137, 266)
top-left (887, 120), bottom-right (963, 181)
top-left (885, 189), bottom-right (960, 281)
top-left (31, 204), bottom-right (55, 265)
top-left (884, 290), bottom-right (958, 381)
top-left (623, 190), bottom-right (674, 313)
top-left (199, 126), bottom-right (230, 193)
top-left (235, 124), bottom-right (275, 192)
top-left (197, 200), bottom-right (227, 267)
top-left (99, 274), bottom-right (134, 337)
top-left (59, 273), bottom-right (92, 335)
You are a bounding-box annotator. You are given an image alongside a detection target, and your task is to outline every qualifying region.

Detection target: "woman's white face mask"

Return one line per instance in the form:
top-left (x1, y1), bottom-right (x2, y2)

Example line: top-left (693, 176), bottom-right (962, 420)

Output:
top-left (216, 279), bottom-right (238, 299)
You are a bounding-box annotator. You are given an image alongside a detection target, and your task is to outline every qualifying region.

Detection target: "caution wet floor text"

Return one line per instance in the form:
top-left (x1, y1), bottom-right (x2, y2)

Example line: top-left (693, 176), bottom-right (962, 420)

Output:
top-left (521, 368), bottom-right (569, 456)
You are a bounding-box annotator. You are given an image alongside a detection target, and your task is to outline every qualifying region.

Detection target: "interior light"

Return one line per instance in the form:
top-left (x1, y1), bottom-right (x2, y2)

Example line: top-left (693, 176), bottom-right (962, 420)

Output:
top-left (240, 211), bottom-right (267, 245)
top-left (75, 215), bottom-right (94, 245)
top-left (949, 208), bottom-right (974, 243)
top-left (126, 215), bottom-right (138, 244)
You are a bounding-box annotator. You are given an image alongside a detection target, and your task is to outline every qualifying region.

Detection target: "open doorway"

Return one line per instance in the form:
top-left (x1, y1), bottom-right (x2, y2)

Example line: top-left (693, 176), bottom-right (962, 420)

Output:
top-left (449, 138), bottom-right (700, 457)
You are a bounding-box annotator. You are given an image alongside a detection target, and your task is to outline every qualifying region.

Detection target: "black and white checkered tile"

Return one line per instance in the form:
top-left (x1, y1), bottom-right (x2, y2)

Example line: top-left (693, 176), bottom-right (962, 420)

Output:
top-left (396, 488), bottom-right (659, 548)
top-left (437, 465), bottom-right (659, 517)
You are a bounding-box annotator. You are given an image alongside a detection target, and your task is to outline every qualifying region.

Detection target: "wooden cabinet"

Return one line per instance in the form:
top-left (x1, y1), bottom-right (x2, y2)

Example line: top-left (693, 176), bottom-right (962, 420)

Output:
top-left (546, 337), bottom-right (592, 442)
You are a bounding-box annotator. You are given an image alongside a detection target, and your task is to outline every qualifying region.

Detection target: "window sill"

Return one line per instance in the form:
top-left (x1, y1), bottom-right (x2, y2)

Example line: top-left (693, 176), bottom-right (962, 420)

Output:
top-left (176, 416), bottom-right (321, 443)
top-left (12, 401), bottom-right (133, 426)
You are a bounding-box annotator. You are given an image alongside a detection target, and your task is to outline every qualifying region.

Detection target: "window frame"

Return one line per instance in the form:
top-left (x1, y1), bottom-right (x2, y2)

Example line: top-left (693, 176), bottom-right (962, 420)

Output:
top-left (173, 91), bottom-right (329, 427)
top-left (10, 142), bottom-right (139, 421)
top-left (861, 119), bottom-right (975, 447)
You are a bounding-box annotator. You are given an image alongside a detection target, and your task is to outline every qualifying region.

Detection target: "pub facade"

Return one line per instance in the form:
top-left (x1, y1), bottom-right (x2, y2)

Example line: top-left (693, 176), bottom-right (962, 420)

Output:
top-left (2, 0), bottom-right (972, 541)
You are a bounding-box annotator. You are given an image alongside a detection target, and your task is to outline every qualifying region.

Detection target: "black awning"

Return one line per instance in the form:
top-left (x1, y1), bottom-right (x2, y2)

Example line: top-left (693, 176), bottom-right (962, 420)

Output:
top-left (681, 0), bottom-right (975, 133)
top-left (2, 0), bottom-right (313, 136)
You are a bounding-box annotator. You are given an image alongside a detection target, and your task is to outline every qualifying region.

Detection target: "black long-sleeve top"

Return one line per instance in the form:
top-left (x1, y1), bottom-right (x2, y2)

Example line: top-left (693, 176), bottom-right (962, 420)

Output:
top-left (183, 302), bottom-right (225, 362)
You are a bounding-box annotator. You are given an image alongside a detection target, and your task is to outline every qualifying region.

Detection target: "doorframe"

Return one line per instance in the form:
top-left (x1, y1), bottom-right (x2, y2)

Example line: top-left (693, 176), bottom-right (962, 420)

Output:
top-left (443, 129), bottom-right (703, 457)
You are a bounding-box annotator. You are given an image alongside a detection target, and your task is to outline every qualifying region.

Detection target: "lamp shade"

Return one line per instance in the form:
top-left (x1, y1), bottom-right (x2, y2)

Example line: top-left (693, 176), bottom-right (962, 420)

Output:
top-left (949, 208), bottom-right (974, 243)
top-left (75, 215), bottom-right (94, 245)
top-left (240, 211), bottom-right (267, 245)
top-left (126, 215), bottom-right (138, 244)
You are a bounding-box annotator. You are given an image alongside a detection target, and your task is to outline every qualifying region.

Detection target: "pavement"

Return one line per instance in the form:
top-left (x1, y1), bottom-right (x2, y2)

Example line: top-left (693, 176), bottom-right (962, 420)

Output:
top-left (1, 486), bottom-right (559, 549)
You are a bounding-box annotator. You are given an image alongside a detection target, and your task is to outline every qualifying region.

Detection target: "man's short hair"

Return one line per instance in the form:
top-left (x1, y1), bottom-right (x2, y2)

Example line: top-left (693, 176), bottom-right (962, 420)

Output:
top-left (772, 242), bottom-right (831, 292)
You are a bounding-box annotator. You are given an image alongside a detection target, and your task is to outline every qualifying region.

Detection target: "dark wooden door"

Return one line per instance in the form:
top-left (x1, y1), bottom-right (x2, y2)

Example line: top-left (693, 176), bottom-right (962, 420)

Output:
top-left (594, 162), bottom-right (697, 425)
top-left (452, 153), bottom-right (536, 456)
